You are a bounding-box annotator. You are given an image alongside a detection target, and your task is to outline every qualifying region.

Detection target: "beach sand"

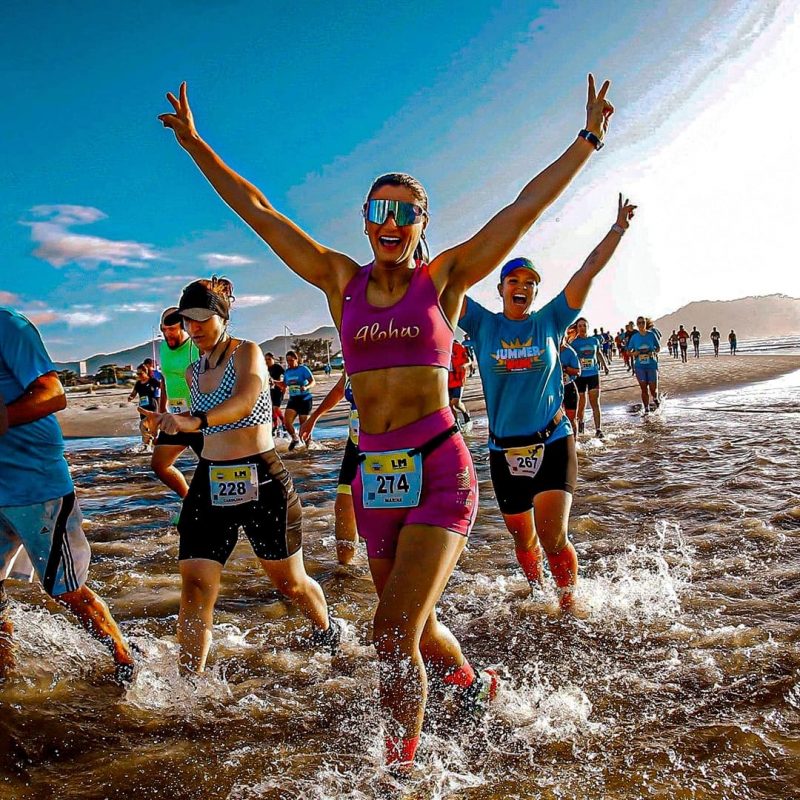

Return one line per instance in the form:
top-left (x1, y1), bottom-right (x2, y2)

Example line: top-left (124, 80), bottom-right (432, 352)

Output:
top-left (57, 354), bottom-right (800, 438)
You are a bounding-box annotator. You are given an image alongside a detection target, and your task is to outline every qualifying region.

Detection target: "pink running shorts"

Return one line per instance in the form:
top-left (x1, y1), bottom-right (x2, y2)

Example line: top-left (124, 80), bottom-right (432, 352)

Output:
top-left (352, 407), bottom-right (478, 559)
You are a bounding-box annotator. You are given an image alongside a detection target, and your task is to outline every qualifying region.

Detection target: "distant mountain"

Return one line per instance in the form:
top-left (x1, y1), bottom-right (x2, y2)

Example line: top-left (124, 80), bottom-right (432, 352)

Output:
top-left (654, 294), bottom-right (800, 339)
top-left (55, 326), bottom-right (342, 375)
top-left (259, 326), bottom-right (340, 358)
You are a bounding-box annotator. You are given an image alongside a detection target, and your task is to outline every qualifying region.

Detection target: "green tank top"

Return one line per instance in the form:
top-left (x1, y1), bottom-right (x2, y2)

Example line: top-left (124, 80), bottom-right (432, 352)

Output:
top-left (159, 337), bottom-right (198, 413)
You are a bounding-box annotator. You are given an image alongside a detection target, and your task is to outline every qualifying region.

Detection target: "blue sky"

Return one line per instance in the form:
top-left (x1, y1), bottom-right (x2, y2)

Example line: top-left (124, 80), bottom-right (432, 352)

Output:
top-left (1, 0), bottom-right (796, 360)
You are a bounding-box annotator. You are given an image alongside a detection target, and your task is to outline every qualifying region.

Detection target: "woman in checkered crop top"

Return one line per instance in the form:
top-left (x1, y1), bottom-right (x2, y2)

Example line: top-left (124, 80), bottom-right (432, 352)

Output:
top-left (143, 278), bottom-right (340, 674)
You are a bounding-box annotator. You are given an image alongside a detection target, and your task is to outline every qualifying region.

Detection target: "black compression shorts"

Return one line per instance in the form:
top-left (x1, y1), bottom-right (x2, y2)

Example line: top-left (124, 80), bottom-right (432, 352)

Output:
top-left (563, 382), bottom-right (578, 411)
top-left (574, 374), bottom-right (600, 393)
top-left (337, 438), bottom-right (359, 492)
top-left (286, 396), bottom-right (313, 416)
top-left (178, 449), bottom-right (302, 564)
top-left (489, 434), bottom-right (577, 515)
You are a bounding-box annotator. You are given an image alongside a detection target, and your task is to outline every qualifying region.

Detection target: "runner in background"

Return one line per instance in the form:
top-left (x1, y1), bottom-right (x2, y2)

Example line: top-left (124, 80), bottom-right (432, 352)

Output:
top-left (571, 318), bottom-right (610, 438)
top-left (283, 350), bottom-right (315, 451)
top-left (299, 374), bottom-right (359, 565)
top-left (729, 329), bottom-right (738, 355)
top-left (676, 325), bottom-right (689, 363)
top-left (461, 333), bottom-right (477, 377)
top-left (601, 328), bottom-right (612, 362)
top-left (710, 327), bottom-right (721, 357)
top-left (448, 338), bottom-right (472, 430)
top-left (129, 364), bottom-right (161, 448)
top-left (628, 315), bottom-right (661, 414)
top-left (691, 326), bottom-right (701, 358)
top-left (561, 324), bottom-right (581, 434)
top-left (615, 329), bottom-right (628, 372)
top-left (264, 352), bottom-right (286, 436)
top-left (150, 307), bottom-right (202, 500)
top-left (0, 306), bottom-right (134, 683)
top-left (623, 322), bottom-right (636, 369)
top-left (143, 358), bottom-right (163, 405)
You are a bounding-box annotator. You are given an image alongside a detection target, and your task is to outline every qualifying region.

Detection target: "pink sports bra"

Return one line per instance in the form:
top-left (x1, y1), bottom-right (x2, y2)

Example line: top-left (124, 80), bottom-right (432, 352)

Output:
top-left (340, 262), bottom-right (453, 375)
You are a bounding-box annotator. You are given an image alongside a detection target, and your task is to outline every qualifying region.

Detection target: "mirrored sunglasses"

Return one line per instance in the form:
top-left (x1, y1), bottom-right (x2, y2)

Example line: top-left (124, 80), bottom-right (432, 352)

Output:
top-left (364, 199), bottom-right (425, 227)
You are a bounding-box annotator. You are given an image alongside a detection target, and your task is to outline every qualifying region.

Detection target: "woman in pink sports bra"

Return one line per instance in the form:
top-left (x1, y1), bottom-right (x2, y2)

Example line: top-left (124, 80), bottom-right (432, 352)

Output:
top-left (159, 75), bottom-right (614, 773)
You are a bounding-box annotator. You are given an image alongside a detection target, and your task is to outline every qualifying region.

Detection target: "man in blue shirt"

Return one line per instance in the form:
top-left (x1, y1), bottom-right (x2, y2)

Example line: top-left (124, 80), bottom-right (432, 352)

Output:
top-left (459, 194), bottom-right (637, 613)
top-left (0, 307), bottom-right (134, 683)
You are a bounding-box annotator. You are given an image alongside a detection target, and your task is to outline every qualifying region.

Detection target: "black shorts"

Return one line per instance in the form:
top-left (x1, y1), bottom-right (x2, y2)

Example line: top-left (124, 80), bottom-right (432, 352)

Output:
top-left (155, 430), bottom-right (204, 456)
top-left (337, 438), bottom-right (359, 492)
top-left (269, 388), bottom-right (285, 408)
top-left (489, 434), bottom-right (577, 514)
top-left (574, 374), bottom-right (600, 393)
top-left (448, 386), bottom-right (463, 400)
top-left (286, 396), bottom-right (313, 416)
top-left (178, 450), bottom-right (302, 565)
top-left (563, 381), bottom-right (578, 411)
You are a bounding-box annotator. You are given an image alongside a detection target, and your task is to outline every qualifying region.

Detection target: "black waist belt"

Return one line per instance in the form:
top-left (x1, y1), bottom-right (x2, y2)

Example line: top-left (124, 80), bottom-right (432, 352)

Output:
top-left (489, 410), bottom-right (564, 449)
top-left (358, 425), bottom-right (459, 463)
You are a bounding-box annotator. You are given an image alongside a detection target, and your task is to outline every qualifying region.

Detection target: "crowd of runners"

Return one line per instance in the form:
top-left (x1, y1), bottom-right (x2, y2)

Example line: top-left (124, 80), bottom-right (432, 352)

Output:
top-left (0, 74), bottom-right (746, 777)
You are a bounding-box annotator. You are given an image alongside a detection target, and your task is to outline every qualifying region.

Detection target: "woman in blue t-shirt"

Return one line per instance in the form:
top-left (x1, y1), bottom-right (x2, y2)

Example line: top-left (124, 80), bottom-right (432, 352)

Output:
top-left (460, 195), bottom-right (636, 612)
top-left (560, 325), bottom-right (581, 434)
top-left (627, 316), bottom-right (661, 413)
top-left (283, 350), bottom-right (316, 450)
top-left (571, 318), bottom-right (610, 438)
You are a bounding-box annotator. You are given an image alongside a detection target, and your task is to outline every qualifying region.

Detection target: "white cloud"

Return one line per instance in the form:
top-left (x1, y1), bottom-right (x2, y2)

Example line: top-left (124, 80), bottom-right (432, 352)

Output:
top-left (30, 204), bottom-right (107, 226)
top-left (115, 303), bottom-right (159, 313)
top-left (201, 253), bottom-right (256, 267)
top-left (18, 307), bottom-right (110, 328)
top-left (0, 291), bottom-right (19, 304)
top-left (100, 282), bottom-right (144, 292)
top-left (25, 205), bottom-right (160, 269)
top-left (61, 311), bottom-right (110, 327)
top-left (235, 294), bottom-right (273, 308)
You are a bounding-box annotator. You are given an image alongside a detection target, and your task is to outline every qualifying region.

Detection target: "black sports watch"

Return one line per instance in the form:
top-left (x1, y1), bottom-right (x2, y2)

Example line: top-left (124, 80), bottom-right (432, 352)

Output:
top-left (194, 411), bottom-right (209, 430)
top-left (578, 129), bottom-right (604, 150)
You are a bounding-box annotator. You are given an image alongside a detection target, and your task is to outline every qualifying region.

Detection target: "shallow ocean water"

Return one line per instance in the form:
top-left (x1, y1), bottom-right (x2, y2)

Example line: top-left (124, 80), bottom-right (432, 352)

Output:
top-left (2, 371), bottom-right (799, 799)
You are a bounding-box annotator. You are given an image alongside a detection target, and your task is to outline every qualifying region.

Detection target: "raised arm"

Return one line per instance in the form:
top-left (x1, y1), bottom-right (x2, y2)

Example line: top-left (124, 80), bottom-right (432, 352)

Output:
top-left (436, 75), bottom-right (615, 293)
top-left (159, 83), bottom-right (358, 295)
top-left (564, 194), bottom-right (636, 309)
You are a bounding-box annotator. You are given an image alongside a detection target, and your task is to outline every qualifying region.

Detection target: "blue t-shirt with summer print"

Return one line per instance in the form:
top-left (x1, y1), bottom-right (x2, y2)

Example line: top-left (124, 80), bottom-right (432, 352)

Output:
top-left (571, 336), bottom-right (601, 377)
top-left (460, 290), bottom-right (580, 449)
top-left (628, 331), bottom-right (661, 369)
top-left (284, 365), bottom-right (314, 401)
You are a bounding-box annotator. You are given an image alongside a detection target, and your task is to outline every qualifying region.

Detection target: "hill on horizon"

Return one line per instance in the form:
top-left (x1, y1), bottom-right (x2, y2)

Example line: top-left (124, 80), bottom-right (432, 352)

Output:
top-left (653, 294), bottom-right (800, 339)
top-left (55, 326), bottom-right (341, 375)
top-left (53, 294), bottom-right (799, 374)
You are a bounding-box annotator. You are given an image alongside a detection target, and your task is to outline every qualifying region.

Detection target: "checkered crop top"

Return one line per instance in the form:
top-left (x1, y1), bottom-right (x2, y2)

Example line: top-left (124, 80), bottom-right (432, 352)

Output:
top-left (189, 342), bottom-right (272, 436)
